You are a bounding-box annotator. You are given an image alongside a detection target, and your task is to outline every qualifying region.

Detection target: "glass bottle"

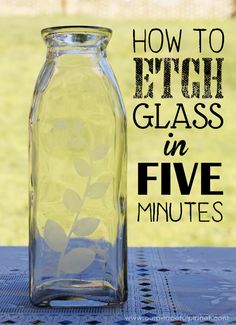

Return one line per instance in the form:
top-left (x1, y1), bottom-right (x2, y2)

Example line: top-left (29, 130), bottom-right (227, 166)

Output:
top-left (29, 26), bottom-right (127, 307)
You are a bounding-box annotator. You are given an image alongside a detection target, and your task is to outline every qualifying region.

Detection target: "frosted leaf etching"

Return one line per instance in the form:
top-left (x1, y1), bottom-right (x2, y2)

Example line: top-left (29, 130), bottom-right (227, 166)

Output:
top-left (72, 217), bottom-right (100, 237)
top-left (92, 143), bottom-right (109, 160)
top-left (87, 182), bottom-right (110, 199)
top-left (74, 159), bottom-right (91, 177)
top-left (61, 248), bottom-right (95, 274)
top-left (63, 189), bottom-right (82, 213)
top-left (45, 118), bottom-right (111, 276)
top-left (44, 220), bottom-right (67, 252)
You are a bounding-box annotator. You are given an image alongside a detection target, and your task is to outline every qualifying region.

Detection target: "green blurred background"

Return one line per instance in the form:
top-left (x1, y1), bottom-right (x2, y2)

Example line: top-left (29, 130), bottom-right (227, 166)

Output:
top-left (0, 2), bottom-right (235, 246)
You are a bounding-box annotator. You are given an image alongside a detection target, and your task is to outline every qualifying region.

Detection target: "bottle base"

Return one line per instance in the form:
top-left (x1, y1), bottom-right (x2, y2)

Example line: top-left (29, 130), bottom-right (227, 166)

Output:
top-left (30, 278), bottom-right (127, 307)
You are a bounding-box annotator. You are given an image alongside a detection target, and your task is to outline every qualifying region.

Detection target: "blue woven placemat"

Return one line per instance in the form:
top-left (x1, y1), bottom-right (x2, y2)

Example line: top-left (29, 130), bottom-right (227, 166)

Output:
top-left (0, 246), bottom-right (236, 324)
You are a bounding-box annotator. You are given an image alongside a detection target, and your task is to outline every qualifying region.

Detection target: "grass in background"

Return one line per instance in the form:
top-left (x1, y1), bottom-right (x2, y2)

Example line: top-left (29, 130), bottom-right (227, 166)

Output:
top-left (0, 15), bottom-right (235, 245)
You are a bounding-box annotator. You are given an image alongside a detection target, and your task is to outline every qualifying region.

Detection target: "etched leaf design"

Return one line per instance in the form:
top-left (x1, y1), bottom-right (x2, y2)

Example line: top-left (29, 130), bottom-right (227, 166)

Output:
top-left (92, 144), bottom-right (109, 160)
top-left (63, 189), bottom-right (82, 213)
top-left (74, 159), bottom-right (91, 177)
top-left (87, 182), bottom-right (109, 199)
top-left (73, 217), bottom-right (100, 236)
top-left (44, 220), bottom-right (67, 252)
top-left (61, 248), bottom-right (95, 274)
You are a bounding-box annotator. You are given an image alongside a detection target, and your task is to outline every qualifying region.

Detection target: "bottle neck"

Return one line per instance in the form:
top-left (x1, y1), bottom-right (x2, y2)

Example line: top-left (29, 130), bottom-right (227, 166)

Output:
top-left (42, 26), bottom-right (111, 59)
top-left (46, 46), bottom-right (107, 60)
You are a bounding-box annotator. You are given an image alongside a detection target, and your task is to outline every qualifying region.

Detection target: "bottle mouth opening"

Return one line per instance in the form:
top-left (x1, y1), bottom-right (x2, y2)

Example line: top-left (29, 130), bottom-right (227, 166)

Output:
top-left (41, 25), bottom-right (112, 49)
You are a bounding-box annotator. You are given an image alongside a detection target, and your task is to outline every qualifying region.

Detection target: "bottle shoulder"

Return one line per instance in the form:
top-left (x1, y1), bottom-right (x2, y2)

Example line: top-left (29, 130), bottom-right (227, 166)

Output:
top-left (30, 55), bottom-right (126, 123)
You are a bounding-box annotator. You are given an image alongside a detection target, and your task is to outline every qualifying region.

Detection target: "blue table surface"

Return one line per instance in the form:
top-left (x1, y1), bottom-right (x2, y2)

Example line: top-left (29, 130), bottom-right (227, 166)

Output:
top-left (0, 246), bottom-right (235, 324)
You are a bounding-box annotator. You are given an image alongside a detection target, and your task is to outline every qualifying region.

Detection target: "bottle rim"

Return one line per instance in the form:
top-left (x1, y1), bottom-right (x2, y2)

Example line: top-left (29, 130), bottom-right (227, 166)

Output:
top-left (41, 25), bottom-right (112, 38)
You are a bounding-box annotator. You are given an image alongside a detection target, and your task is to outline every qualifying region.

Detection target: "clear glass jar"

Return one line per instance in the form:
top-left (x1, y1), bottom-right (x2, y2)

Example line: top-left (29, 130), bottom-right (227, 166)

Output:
top-left (29, 26), bottom-right (127, 307)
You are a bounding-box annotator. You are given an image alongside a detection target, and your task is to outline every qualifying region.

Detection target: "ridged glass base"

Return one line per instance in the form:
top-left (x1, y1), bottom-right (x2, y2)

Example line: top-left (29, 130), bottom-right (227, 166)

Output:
top-left (30, 279), bottom-right (127, 307)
